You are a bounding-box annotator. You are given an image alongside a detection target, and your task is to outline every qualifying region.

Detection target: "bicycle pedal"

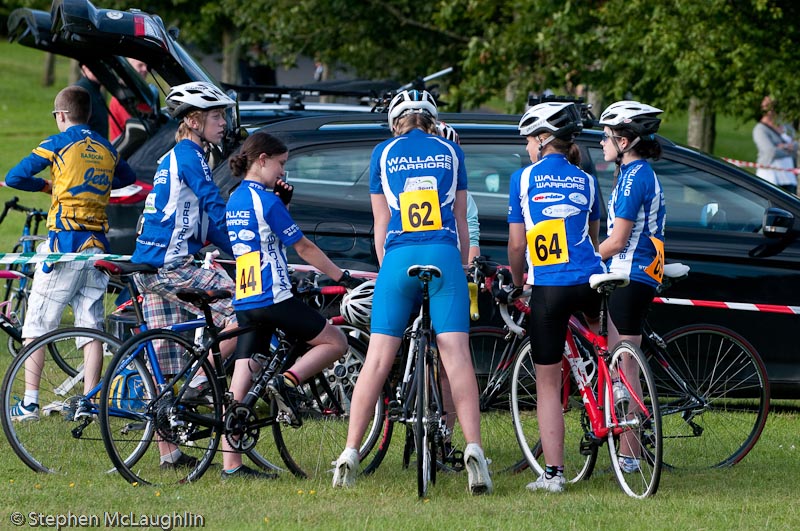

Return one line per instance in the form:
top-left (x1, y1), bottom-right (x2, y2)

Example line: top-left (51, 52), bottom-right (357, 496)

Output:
top-left (387, 400), bottom-right (402, 421)
top-left (580, 433), bottom-right (602, 456)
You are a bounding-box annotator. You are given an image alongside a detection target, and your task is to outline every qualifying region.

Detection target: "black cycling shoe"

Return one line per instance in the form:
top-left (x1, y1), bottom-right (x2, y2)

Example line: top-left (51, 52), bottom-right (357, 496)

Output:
top-left (266, 376), bottom-right (303, 428)
top-left (221, 464), bottom-right (278, 480)
top-left (160, 453), bottom-right (198, 470)
top-left (183, 382), bottom-right (213, 404)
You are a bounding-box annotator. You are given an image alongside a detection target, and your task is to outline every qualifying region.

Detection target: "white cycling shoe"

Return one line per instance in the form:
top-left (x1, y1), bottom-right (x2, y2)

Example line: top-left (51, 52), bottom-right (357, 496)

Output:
top-left (464, 443), bottom-right (493, 495)
top-left (332, 447), bottom-right (359, 488)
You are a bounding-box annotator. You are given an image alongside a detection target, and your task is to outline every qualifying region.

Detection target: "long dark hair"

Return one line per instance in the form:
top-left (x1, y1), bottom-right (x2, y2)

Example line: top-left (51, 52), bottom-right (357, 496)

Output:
top-left (613, 128), bottom-right (662, 160)
top-left (229, 132), bottom-right (288, 177)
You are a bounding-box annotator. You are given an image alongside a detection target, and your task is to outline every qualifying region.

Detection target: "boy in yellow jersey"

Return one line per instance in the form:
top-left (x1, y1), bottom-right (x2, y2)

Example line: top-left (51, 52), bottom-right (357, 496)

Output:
top-left (5, 85), bottom-right (135, 421)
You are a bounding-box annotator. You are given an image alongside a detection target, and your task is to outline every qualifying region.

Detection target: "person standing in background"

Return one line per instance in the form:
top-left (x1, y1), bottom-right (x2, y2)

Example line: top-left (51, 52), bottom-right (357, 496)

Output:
top-left (108, 58), bottom-right (153, 142)
top-left (75, 64), bottom-right (108, 138)
top-left (753, 95), bottom-right (798, 194)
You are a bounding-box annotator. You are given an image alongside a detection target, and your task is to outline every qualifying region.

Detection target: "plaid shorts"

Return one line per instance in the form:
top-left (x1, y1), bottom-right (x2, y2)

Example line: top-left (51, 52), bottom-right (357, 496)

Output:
top-left (134, 256), bottom-right (236, 375)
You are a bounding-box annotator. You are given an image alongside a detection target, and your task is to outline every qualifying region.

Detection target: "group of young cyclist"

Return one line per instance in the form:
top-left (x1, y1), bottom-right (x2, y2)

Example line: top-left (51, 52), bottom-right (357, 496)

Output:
top-left (4, 76), bottom-right (665, 495)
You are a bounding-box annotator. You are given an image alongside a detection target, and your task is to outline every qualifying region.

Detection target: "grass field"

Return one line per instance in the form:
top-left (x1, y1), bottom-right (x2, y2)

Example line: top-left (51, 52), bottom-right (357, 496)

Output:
top-left (1, 40), bottom-right (799, 530)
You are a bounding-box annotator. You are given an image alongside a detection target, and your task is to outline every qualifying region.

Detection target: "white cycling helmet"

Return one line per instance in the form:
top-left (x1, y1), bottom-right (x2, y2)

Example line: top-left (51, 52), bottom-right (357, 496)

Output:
top-left (599, 100), bottom-right (663, 136)
top-left (435, 120), bottom-right (460, 144)
top-left (166, 81), bottom-right (235, 119)
top-left (518, 102), bottom-right (582, 140)
top-left (340, 280), bottom-right (375, 329)
top-left (388, 90), bottom-right (438, 130)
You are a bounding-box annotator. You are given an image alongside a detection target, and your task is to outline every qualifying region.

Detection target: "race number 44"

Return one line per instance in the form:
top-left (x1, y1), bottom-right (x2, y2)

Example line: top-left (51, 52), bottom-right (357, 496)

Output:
top-left (235, 251), bottom-right (262, 299)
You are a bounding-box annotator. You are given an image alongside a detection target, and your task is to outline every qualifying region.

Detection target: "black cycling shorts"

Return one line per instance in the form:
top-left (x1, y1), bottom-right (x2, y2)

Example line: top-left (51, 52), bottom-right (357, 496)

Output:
top-left (607, 280), bottom-right (657, 336)
top-left (528, 284), bottom-right (601, 366)
top-left (234, 297), bottom-right (326, 361)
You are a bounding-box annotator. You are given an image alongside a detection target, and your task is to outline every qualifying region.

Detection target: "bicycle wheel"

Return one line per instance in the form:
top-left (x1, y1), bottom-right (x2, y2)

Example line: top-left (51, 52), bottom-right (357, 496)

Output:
top-left (510, 339), bottom-right (597, 483)
top-left (651, 324), bottom-right (769, 469)
top-left (454, 327), bottom-right (525, 474)
top-left (273, 336), bottom-right (388, 480)
top-left (100, 329), bottom-right (221, 486)
top-left (605, 340), bottom-right (662, 499)
top-left (1, 328), bottom-right (121, 474)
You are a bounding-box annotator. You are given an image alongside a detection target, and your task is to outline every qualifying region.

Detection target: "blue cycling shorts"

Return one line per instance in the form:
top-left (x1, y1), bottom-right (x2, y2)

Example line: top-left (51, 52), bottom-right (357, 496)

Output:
top-left (371, 243), bottom-right (469, 337)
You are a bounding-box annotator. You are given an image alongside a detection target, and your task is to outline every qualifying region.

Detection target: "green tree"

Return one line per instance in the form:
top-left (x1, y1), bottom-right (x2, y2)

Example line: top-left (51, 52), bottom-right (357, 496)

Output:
top-left (590, 0), bottom-right (800, 151)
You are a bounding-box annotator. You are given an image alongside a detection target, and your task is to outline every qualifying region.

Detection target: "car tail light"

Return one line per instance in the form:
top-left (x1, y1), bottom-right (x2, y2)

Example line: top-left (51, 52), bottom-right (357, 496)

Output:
top-left (133, 15), bottom-right (145, 37)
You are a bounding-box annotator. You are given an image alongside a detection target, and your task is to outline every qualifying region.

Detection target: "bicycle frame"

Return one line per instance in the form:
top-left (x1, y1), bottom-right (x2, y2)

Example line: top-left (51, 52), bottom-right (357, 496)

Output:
top-left (563, 317), bottom-right (653, 440)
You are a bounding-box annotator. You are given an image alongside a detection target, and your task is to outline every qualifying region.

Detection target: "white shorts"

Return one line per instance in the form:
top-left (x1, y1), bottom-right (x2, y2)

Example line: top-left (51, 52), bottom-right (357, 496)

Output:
top-left (22, 247), bottom-right (109, 344)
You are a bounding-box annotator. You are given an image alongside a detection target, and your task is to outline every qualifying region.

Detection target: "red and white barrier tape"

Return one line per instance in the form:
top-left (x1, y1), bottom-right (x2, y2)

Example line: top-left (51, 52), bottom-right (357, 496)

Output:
top-left (722, 157), bottom-right (800, 175)
top-left (653, 297), bottom-right (800, 315)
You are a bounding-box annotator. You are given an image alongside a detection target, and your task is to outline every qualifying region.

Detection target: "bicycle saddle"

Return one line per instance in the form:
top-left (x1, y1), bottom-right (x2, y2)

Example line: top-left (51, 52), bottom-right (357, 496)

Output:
top-left (94, 260), bottom-right (158, 276)
top-left (589, 271), bottom-right (629, 291)
top-left (407, 264), bottom-right (442, 279)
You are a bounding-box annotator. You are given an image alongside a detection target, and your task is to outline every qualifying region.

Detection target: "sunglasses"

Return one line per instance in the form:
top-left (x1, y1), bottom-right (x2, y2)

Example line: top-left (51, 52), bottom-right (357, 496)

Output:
top-left (601, 133), bottom-right (624, 143)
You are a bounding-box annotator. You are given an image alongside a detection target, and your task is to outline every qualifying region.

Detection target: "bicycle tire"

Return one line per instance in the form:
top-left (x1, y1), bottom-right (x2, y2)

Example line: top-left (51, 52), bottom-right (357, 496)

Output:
top-left (605, 340), bottom-right (662, 499)
top-left (459, 327), bottom-right (526, 474)
top-left (1, 327), bottom-right (121, 474)
top-left (273, 335), bottom-right (388, 479)
top-left (651, 324), bottom-right (769, 469)
top-left (100, 329), bottom-right (221, 486)
top-left (510, 339), bottom-right (597, 484)
top-left (415, 333), bottom-right (434, 498)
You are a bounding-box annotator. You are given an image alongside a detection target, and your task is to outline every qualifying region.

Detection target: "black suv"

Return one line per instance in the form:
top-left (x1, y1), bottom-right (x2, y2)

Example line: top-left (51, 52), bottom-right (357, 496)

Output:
top-left (211, 112), bottom-right (800, 397)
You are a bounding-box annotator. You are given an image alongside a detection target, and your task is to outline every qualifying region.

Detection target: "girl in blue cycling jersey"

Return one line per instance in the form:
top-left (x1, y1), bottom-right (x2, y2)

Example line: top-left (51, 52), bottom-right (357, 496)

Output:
top-left (505, 102), bottom-right (604, 493)
top-left (333, 90), bottom-right (493, 495)
top-left (598, 101), bottom-right (666, 352)
top-left (221, 131), bottom-right (360, 479)
top-left (598, 100), bottom-right (666, 474)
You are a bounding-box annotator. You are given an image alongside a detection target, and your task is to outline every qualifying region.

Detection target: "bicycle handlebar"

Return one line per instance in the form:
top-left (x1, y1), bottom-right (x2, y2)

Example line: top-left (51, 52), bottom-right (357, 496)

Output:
top-left (0, 196), bottom-right (48, 227)
top-left (0, 197), bottom-right (20, 225)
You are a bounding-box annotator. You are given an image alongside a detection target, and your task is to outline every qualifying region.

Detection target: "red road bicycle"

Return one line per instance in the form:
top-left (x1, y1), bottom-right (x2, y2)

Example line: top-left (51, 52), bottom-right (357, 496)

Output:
top-left (509, 271), bottom-right (663, 498)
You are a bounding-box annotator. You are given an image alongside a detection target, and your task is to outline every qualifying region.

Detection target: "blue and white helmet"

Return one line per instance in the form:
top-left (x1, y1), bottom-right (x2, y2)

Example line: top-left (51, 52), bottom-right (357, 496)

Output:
top-left (599, 100), bottom-right (663, 136)
top-left (388, 90), bottom-right (438, 130)
top-left (518, 102), bottom-right (582, 140)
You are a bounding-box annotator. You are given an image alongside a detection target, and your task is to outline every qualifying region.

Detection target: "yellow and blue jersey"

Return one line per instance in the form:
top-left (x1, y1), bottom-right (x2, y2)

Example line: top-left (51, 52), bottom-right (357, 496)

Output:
top-left (5, 124), bottom-right (135, 252)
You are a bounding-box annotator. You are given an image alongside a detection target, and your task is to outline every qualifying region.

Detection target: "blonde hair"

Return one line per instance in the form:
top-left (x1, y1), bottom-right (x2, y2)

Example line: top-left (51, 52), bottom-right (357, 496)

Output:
top-left (393, 113), bottom-right (437, 136)
top-left (175, 109), bottom-right (206, 142)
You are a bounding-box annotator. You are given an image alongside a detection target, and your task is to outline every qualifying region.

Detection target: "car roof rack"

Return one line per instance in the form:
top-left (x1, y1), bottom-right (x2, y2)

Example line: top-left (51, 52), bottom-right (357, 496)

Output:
top-left (222, 80), bottom-right (399, 110)
top-left (526, 94), bottom-right (598, 126)
top-left (259, 112), bottom-right (521, 133)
